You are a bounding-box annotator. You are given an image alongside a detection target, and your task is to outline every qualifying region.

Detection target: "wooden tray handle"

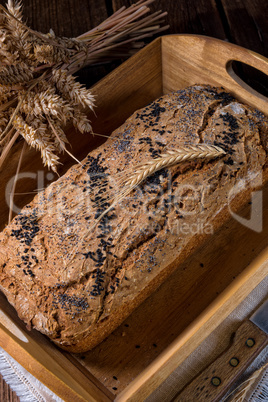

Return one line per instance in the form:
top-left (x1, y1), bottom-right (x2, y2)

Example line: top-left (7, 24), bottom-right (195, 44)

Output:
top-left (224, 46), bottom-right (268, 99)
top-left (163, 35), bottom-right (268, 115)
top-left (200, 35), bottom-right (268, 109)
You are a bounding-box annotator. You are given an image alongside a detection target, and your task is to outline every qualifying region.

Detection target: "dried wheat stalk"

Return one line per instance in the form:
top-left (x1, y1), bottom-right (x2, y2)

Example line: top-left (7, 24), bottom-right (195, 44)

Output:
top-left (121, 144), bottom-right (226, 189)
top-left (0, 0), bottom-right (168, 172)
top-left (227, 363), bottom-right (268, 402)
top-left (85, 144), bottom-right (226, 235)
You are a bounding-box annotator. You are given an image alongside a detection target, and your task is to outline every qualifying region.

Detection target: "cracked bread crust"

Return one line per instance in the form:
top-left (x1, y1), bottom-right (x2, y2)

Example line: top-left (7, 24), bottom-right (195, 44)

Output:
top-left (0, 85), bottom-right (268, 352)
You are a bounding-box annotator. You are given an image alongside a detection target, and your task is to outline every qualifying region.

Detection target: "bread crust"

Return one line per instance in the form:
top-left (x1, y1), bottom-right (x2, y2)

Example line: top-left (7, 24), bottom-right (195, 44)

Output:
top-left (0, 85), bottom-right (267, 352)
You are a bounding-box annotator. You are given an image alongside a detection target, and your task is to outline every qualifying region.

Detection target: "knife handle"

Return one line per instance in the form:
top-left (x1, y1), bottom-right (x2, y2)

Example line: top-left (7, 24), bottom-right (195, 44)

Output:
top-left (173, 320), bottom-right (268, 402)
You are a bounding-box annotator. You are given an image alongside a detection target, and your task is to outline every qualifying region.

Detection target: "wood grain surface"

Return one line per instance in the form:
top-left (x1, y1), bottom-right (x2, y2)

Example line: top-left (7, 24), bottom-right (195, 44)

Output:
top-left (0, 0), bottom-right (267, 401)
top-left (0, 375), bottom-right (20, 402)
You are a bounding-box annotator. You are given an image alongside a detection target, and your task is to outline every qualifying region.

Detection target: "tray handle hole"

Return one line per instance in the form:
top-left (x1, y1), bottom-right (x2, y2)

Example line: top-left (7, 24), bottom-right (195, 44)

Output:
top-left (227, 60), bottom-right (268, 99)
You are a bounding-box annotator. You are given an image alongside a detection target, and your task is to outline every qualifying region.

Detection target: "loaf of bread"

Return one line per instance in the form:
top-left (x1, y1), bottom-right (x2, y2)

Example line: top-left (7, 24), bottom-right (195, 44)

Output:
top-left (0, 85), bottom-right (267, 352)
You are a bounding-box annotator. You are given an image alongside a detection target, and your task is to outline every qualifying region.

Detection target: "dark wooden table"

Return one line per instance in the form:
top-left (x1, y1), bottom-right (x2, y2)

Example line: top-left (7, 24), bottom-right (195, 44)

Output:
top-left (0, 0), bottom-right (267, 400)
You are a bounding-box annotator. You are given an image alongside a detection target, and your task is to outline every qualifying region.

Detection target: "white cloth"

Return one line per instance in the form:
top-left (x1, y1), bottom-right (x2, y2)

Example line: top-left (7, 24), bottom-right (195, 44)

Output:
top-left (0, 348), bottom-right (63, 402)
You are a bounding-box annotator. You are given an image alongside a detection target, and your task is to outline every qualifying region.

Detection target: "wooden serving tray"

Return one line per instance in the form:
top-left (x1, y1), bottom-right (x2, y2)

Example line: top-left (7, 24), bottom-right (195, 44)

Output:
top-left (0, 35), bottom-right (268, 401)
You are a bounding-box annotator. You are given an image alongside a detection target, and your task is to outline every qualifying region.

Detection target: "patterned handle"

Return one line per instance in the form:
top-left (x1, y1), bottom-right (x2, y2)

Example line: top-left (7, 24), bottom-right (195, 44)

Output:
top-left (173, 320), bottom-right (268, 402)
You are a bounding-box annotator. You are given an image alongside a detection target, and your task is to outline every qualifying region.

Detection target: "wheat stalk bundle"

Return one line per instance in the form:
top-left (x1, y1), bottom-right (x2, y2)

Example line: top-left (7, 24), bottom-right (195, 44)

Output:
top-left (0, 0), bottom-right (168, 172)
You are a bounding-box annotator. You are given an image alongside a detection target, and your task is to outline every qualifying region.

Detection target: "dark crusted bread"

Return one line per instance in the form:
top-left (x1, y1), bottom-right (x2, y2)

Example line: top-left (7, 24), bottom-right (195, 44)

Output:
top-left (0, 85), bottom-right (267, 352)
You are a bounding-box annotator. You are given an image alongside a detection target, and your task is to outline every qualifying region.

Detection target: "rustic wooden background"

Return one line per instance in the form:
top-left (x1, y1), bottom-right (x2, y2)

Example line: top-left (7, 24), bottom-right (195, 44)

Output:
top-left (0, 0), bottom-right (267, 400)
